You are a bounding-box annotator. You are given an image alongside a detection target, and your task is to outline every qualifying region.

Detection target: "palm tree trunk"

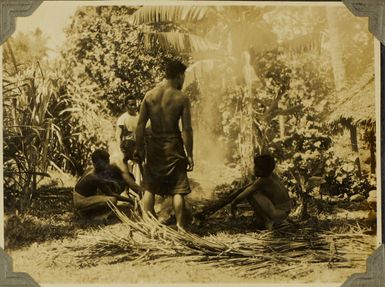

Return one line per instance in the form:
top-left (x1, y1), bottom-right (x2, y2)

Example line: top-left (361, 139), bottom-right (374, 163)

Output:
top-left (348, 123), bottom-right (362, 177)
top-left (326, 7), bottom-right (346, 93)
top-left (242, 51), bottom-right (257, 175)
top-left (349, 124), bottom-right (358, 152)
top-left (369, 127), bottom-right (376, 174)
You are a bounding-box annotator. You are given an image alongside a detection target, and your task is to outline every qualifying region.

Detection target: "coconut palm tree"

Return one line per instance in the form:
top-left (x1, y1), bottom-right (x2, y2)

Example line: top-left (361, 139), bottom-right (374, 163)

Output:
top-left (131, 5), bottom-right (339, 176)
top-left (131, 5), bottom-right (279, 175)
top-left (325, 6), bottom-right (347, 94)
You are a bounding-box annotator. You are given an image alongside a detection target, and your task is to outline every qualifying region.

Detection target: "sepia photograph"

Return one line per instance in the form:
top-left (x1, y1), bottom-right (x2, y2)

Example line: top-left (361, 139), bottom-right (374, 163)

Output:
top-left (1, 0), bottom-right (381, 285)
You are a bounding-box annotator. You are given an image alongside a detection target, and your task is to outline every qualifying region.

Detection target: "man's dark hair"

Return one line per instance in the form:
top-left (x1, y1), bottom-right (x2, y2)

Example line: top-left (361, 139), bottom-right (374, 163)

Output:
top-left (125, 97), bottom-right (136, 105)
top-left (91, 149), bottom-right (110, 164)
top-left (254, 154), bottom-right (276, 177)
top-left (165, 60), bottom-right (187, 79)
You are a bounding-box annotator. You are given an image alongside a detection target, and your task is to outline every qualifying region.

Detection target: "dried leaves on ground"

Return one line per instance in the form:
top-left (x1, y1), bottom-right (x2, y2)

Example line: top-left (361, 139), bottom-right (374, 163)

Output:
top-left (68, 203), bottom-right (375, 279)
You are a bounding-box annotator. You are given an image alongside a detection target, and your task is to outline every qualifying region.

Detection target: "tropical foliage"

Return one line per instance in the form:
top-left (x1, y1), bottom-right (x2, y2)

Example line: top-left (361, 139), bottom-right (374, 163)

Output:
top-left (3, 5), bottom-right (376, 217)
top-left (62, 6), bottom-right (186, 116)
top-left (3, 39), bottom-right (65, 212)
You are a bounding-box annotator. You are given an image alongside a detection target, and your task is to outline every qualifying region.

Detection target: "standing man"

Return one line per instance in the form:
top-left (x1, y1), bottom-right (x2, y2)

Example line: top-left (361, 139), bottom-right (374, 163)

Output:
top-left (116, 98), bottom-right (141, 184)
top-left (135, 60), bottom-right (194, 230)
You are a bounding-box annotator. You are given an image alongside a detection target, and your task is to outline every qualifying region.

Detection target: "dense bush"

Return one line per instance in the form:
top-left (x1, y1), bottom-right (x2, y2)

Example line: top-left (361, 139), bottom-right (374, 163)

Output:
top-left (51, 73), bottom-right (112, 175)
top-left (270, 119), bottom-right (375, 201)
top-left (62, 6), bottom-right (186, 116)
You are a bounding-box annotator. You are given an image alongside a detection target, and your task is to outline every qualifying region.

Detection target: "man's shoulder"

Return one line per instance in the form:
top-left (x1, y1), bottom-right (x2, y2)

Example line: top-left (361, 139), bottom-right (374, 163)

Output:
top-left (251, 177), bottom-right (270, 189)
top-left (176, 89), bottom-right (186, 98)
top-left (146, 84), bottom-right (164, 96)
top-left (77, 167), bottom-right (96, 182)
top-left (143, 88), bottom-right (158, 103)
top-left (271, 173), bottom-right (284, 184)
top-left (170, 89), bottom-right (188, 103)
top-left (109, 164), bottom-right (123, 175)
top-left (180, 92), bottom-right (190, 103)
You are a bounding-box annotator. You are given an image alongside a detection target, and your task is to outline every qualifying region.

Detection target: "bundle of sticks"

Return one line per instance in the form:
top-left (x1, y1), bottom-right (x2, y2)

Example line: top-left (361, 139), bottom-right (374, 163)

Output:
top-left (194, 183), bottom-right (253, 220)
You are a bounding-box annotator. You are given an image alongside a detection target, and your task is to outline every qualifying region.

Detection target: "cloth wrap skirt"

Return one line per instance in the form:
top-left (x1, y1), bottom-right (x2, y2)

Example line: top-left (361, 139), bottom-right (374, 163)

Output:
top-left (143, 132), bottom-right (191, 196)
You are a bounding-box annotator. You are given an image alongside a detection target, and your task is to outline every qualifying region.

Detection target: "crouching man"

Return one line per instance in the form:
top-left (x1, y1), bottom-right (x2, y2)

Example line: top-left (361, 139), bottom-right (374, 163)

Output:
top-left (230, 154), bottom-right (292, 230)
top-left (73, 149), bottom-right (146, 220)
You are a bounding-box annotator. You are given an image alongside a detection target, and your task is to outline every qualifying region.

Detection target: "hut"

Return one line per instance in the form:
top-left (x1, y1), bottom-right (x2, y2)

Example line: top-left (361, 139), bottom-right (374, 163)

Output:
top-left (328, 67), bottom-right (376, 174)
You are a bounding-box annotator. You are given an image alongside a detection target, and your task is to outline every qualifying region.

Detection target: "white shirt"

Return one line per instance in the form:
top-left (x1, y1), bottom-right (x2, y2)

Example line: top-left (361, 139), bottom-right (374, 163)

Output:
top-left (116, 112), bottom-right (142, 186)
top-left (116, 112), bottom-right (139, 140)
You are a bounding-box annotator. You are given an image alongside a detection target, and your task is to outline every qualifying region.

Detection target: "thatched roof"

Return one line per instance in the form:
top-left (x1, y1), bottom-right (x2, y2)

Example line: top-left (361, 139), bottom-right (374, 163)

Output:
top-left (328, 68), bottom-right (375, 126)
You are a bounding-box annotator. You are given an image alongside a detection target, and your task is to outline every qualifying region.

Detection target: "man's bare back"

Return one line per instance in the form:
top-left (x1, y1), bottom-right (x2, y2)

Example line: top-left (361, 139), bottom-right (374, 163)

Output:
top-left (256, 173), bottom-right (291, 205)
top-left (144, 84), bottom-right (188, 135)
top-left (136, 80), bottom-right (193, 166)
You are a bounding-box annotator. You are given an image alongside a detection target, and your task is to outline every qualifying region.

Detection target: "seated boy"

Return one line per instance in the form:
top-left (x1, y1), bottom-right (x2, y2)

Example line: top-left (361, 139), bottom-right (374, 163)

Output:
top-left (230, 154), bottom-right (292, 230)
top-left (73, 149), bottom-right (146, 220)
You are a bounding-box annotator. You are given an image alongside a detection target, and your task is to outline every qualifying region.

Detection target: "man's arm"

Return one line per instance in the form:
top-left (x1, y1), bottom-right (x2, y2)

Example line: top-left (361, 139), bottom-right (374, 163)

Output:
top-left (232, 180), bottom-right (261, 204)
top-left (181, 95), bottom-right (194, 171)
top-left (110, 192), bottom-right (135, 205)
top-left (116, 115), bottom-right (124, 145)
top-left (96, 176), bottom-right (136, 205)
top-left (230, 179), bottom-right (263, 216)
top-left (135, 95), bottom-right (149, 162)
top-left (121, 171), bottom-right (146, 196)
top-left (114, 194), bottom-right (135, 204)
top-left (107, 165), bottom-right (145, 197)
top-left (116, 125), bottom-right (123, 146)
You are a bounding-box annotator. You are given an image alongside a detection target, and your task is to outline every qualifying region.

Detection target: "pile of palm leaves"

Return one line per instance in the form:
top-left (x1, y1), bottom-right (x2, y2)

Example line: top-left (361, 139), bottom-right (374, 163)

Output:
top-left (71, 202), bottom-right (375, 277)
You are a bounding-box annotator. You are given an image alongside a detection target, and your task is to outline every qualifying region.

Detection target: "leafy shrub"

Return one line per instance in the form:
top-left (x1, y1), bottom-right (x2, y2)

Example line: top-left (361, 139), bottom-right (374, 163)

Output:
top-left (323, 160), bottom-right (375, 197)
top-left (270, 119), bottom-right (375, 199)
top-left (53, 75), bottom-right (112, 175)
top-left (62, 6), bottom-right (186, 116)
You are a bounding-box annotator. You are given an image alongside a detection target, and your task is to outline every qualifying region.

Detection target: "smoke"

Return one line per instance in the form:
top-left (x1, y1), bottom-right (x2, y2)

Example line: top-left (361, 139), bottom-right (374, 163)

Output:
top-left (186, 71), bottom-right (241, 199)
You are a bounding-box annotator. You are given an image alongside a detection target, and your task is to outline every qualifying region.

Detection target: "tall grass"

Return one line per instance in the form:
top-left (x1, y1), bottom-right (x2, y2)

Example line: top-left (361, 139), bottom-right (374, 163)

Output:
top-left (3, 43), bottom-right (66, 212)
top-left (3, 40), bottom-right (116, 212)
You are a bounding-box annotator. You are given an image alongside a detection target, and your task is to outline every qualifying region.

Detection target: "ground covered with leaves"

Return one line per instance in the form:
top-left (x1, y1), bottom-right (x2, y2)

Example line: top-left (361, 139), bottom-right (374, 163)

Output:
top-left (6, 187), bottom-right (376, 284)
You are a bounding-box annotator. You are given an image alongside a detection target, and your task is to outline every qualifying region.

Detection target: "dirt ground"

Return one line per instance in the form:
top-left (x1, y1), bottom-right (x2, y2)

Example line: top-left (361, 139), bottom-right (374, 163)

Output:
top-left (8, 204), bottom-right (376, 285)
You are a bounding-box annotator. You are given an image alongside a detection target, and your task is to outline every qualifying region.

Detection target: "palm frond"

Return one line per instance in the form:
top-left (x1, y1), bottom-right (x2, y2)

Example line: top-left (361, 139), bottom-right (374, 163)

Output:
top-left (5, 40), bottom-right (18, 74)
top-left (58, 107), bottom-right (82, 116)
top-left (143, 32), bottom-right (218, 53)
top-left (132, 6), bottom-right (210, 25)
top-left (280, 31), bottom-right (321, 55)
